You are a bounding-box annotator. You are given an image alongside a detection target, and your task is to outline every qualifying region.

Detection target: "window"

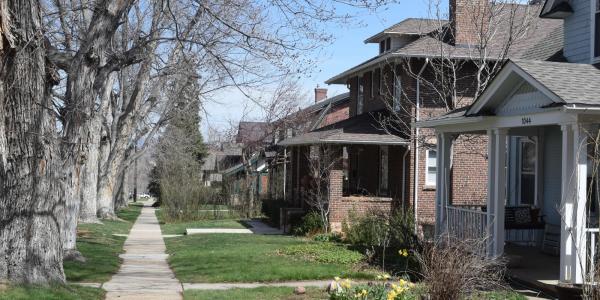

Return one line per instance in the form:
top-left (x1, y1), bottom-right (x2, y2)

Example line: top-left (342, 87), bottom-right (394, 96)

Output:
top-left (379, 68), bottom-right (384, 95)
top-left (379, 40), bottom-right (385, 54)
top-left (385, 38), bottom-right (391, 51)
top-left (595, 0), bottom-right (600, 58)
top-left (357, 77), bottom-right (364, 114)
top-left (425, 150), bottom-right (437, 186)
top-left (370, 71), bottom-right (375, 97)
top-left (379, 146), bottom-right (389, 195)
top-left (518, 138), bottom-right (536, 205)
top-left (393, 74), bottom-right (401, 111)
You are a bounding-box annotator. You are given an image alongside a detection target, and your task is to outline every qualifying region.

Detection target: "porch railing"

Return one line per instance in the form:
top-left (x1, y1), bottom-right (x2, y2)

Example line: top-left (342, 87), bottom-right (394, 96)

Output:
top-left (445, 206), bottom-right (488, 241)
top-left (586, 227), bottom-right (600, 283)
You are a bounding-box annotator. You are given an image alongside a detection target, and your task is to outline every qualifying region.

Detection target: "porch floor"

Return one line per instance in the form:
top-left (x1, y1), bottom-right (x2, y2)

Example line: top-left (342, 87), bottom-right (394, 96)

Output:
top-left (505, 243), bottom-right (559, 298)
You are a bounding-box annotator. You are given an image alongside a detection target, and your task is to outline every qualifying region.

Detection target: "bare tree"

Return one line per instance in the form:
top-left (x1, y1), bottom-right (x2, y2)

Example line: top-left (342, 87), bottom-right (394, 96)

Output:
top-left (0, 0), bottom-right (398, 284)
top-left (306, 145), bottom-right (342, 233)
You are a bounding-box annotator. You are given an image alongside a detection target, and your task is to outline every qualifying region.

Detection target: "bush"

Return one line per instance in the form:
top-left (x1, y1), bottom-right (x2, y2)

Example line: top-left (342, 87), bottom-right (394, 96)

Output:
top-left (278, 243), bottom-right (364, 265)
top-left (160, 183), bottom-right (234, 222)
top-left (313, 233), bottom-right (342, 243)
top-left (292, 211), bottom-right (324, 236)
top-left (415, 236), bottom-right (506, 300)
top-left (343, 208), bottom-right (420, 273)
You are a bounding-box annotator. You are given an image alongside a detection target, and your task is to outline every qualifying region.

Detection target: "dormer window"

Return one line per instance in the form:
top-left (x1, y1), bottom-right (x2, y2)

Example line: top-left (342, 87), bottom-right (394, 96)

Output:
top-left (595, 0), bottom-right (600, 59)
top-left (379, 37), bottom-right (392, 54)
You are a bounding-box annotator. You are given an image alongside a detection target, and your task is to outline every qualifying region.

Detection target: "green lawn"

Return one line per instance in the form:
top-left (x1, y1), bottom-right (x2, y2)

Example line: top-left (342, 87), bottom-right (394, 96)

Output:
top-left (63, 203), bottom-right (143, 282)
top-left (156, 209), bottom-right (246, 235)
top-left (165, 234), bottom-right (376, 283)
top-left (0, 284), bottom-right (104, 300)
top-left (184, 287), bottom-right (327, 300)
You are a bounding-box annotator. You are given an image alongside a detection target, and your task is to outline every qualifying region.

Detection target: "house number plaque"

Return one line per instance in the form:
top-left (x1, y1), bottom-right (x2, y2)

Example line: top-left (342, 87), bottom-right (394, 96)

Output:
top-left (521, 117), bottom-right (531, 125)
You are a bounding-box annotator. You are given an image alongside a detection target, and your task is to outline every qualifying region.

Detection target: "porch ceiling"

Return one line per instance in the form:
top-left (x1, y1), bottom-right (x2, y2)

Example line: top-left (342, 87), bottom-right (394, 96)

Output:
top-left (278, 110), bottom-right (409, 146)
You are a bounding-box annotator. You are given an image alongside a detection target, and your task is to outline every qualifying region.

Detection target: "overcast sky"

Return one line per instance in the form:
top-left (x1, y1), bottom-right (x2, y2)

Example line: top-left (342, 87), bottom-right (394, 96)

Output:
top-left (200, 0), bottom-right (440, 140)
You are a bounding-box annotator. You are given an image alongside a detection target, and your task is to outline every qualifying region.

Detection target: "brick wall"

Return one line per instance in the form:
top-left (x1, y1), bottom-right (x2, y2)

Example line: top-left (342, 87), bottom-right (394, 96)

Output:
top-left (321, 105), bottom-right (350, 128)
top-left (329, 169), bottom-right (394, 232)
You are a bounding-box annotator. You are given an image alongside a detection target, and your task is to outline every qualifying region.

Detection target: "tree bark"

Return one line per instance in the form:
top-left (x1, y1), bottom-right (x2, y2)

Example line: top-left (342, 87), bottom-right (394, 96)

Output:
top-left (78, 117), bottom-right (102, 223)
top-left (0, 0), bottom-right (65, 284)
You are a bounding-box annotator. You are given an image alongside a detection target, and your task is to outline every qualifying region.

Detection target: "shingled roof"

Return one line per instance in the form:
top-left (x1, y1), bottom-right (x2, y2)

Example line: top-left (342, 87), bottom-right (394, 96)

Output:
top-left (327, 4), bottom-right (564, 84)
top-left (512, 60), bottom-right (600, 106)
top-left (278, 110), bottom-right (408, 146)
top-left (364, 18), bottom-right (448, 43)
top-left (417, 59), bottom-right (600, 126)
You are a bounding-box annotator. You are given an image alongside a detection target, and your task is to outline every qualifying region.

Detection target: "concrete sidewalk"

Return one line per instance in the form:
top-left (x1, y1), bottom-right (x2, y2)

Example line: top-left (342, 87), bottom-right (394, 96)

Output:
top-left (103, 203), bottom-right (182, 300)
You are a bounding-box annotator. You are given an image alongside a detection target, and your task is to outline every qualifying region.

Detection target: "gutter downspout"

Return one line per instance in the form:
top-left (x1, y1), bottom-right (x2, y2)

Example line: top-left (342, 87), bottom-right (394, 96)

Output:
top-left (401, 146), bottom-right (410, 210)
top-left (414, 58), bottom-right (430, 234)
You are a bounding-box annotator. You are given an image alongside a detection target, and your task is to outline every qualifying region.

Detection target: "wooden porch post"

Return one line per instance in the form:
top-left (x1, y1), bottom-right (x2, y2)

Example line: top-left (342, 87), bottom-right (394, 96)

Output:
top-left (564, 124), bottom-right (589, 284)
top-left (487, 129), bottom-right (507, 257)
top-left (435, 132), bottom-right (452, 237)
top-left (560, 124), bottom-right (588, 284)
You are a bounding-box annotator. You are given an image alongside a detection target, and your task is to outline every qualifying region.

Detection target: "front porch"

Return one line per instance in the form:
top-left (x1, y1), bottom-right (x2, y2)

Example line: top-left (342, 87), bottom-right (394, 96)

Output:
top-left (278, 111), bottom-right (409, 231)
top-left (418, 60), bottom-right (600, 286)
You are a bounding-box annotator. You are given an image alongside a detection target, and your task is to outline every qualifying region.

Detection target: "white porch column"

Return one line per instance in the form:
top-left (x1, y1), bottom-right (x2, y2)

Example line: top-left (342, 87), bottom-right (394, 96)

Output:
top-left (560, 124), bottom-right (588, 284)
top-left (487, 129), bottom-right (507, 257)
top-left (435, 132), bottom-right (452, 237)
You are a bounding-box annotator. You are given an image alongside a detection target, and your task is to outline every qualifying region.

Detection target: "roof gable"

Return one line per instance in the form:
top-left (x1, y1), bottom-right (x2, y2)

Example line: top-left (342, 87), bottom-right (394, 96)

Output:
top-left (495, 81), bottom-right (554, 116)
top-left (466, 60), bottom-right (564, 115)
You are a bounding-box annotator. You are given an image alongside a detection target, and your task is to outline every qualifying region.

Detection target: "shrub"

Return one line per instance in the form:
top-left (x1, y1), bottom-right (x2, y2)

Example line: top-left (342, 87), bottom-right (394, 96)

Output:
top-left (313, 233), bottom-right (342, 243)
top-left (415, 236), bottom-right (506, 300)
top-left (160, 183), bottom-right (234, 222)
top-left (343, 208), bottom-right (421, 272)
top-left (292, 211), bottom-right (324, 236)
top-left (278, 243), bottom-right (364, 265)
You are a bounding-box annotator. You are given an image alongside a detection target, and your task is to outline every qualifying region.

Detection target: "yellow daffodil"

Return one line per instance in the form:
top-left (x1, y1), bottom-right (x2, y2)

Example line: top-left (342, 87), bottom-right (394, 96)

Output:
top-left (334, 276), bottom-right (341, 281)
top-left (361, 289), bottom-right (368, 295)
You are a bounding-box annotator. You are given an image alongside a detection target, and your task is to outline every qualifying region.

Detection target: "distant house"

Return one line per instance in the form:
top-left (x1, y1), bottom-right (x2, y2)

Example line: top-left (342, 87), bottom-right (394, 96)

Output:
top-left (417, 0), bottom-right (600, 288)
top-left (200, 143), bottom-right (243, 187)
top-left (279, 0), bottom-right (563, 234)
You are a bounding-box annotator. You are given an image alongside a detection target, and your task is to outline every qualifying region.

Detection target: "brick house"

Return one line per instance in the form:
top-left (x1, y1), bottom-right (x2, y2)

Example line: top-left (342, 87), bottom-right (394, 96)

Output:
top-left (268, 89), bottom-right (350, 205)
top-left (280, 0), bottom-right (563, 234)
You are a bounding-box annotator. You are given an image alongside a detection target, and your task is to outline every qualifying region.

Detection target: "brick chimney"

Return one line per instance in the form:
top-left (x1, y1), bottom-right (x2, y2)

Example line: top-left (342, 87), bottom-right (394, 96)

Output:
top-left (314, 86), bottom-right (328, 103)
top-left (449, 0), bottom-right (490, 46)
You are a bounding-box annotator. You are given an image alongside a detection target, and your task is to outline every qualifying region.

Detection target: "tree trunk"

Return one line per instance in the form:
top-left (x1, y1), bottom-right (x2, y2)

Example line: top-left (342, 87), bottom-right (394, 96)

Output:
top-left (78, 117), bottom-right (102, 223)
top-left (0, 0), bottom-right (65, 284)
top-left (115, 168), bottom-right (130, 209)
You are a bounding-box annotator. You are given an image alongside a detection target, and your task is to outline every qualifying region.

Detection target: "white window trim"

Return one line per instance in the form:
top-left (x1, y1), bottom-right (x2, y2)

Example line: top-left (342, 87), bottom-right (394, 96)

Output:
top-left (357, 77), bottom-right (364, 115)
top-left (425, 149), bottom-right (437, 186)
top-left (592, 0), bottom-right (600, 62)
top-left (517, 137), bottom-right (538, 206)
top-left (393, 74), bottom-right (401, 111)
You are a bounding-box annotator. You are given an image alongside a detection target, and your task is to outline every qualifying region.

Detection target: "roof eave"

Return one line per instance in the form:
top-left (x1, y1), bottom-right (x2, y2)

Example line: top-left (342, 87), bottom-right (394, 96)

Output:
top-left (414, 116), bottom-right (484, 128)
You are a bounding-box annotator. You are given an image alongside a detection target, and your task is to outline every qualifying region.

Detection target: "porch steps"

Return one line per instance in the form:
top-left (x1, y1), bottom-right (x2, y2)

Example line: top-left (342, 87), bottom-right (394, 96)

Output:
top-left (508, 275), bottom-right (557, 300)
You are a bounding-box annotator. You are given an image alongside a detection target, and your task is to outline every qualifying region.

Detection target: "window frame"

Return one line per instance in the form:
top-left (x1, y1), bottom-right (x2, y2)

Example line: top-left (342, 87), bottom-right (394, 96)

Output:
top-left (370, 71), bottom-right (375, 98)
top-left (379, 145), bottom-right (389, 196)
top-left (357, 76), bottom-right (364, 115)
top-left (593, 0), bottom-right (600, 62)
top-left (379, 68), bottom-right (384, 95)
top-left (517, 137), bottom-right (538, 206)
top-left (425, 149), bottom-right (437, 186)
top-left (393, 73), bottom-right (402, 111)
